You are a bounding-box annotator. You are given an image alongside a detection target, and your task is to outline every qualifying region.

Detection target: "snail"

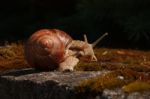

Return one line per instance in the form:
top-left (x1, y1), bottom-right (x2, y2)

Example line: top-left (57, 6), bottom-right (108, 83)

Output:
top-left (24, 29), bottom-right (108, 71)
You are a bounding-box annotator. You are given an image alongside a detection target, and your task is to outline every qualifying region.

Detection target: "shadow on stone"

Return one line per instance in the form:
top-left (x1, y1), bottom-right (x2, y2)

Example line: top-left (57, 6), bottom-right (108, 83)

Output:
top-left (0, 68), bottom-right (44, 76)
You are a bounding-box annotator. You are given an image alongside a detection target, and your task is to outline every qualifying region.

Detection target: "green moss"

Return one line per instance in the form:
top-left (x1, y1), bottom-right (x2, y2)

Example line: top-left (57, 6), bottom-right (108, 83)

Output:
top-left (0, 42), bottom-right (29, 71)
top-left (75, 61), bottom-right (103, 71)
top-left (123, 81), bottom-right (150, 92)
top-left (0, 42), bottom-right (25, 59)
top-left (75, 70), bottom-right (134, 93)
top-left (0, 47), bottom-right (16, 59)
top-left (75, 68), bottom-right (150, 93)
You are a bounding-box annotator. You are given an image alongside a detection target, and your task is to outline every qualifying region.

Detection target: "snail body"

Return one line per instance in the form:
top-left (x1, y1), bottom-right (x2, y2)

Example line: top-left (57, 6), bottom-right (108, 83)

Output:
top-left (25, 29), bottom-right (108, 71)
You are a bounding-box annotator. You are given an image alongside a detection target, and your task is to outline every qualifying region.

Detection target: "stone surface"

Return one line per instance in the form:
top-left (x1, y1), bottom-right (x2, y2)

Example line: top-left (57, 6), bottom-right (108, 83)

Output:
top-left (0, 68), bottom-right (149, 99)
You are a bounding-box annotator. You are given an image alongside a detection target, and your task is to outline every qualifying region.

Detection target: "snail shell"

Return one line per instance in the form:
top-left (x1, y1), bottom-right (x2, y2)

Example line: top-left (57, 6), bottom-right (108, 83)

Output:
top-left (24, 29), bottom-right (72, 70)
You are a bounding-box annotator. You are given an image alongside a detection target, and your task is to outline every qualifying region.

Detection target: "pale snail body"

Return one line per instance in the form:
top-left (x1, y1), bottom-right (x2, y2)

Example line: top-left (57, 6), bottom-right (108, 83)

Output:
top-left (25, 29), bottom-right (108, 71)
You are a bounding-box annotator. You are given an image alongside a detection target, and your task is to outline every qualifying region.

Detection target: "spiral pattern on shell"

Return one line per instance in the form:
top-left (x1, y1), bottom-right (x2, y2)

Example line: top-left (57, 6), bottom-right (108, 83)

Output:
top-left (24, 29), bottom-right (72, 70)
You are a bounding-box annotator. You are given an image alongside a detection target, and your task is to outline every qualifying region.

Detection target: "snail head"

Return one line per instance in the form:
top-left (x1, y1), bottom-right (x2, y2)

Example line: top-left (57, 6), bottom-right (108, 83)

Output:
top-left (79, 33), bottom-right (108, 62)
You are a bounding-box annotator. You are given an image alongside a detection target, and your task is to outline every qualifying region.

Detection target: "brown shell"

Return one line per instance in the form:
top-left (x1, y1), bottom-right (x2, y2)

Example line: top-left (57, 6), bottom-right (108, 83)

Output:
top-left (24, 29), bottom-right (72, 70)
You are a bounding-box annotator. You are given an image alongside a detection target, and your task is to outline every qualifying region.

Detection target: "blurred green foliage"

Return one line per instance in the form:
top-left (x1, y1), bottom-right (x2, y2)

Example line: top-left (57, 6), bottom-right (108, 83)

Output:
top-left (0, 0), bottom-right (150, 48)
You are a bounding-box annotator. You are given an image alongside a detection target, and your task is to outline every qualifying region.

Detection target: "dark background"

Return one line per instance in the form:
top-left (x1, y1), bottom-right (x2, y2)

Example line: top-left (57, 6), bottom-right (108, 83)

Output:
top-left (0, 0), bottom-right (150, 49)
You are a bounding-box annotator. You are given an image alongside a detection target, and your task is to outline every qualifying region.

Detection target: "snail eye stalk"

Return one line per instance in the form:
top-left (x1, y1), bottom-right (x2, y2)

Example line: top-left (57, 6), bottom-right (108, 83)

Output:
top-left (92, 33), bottom-right (108, 47)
